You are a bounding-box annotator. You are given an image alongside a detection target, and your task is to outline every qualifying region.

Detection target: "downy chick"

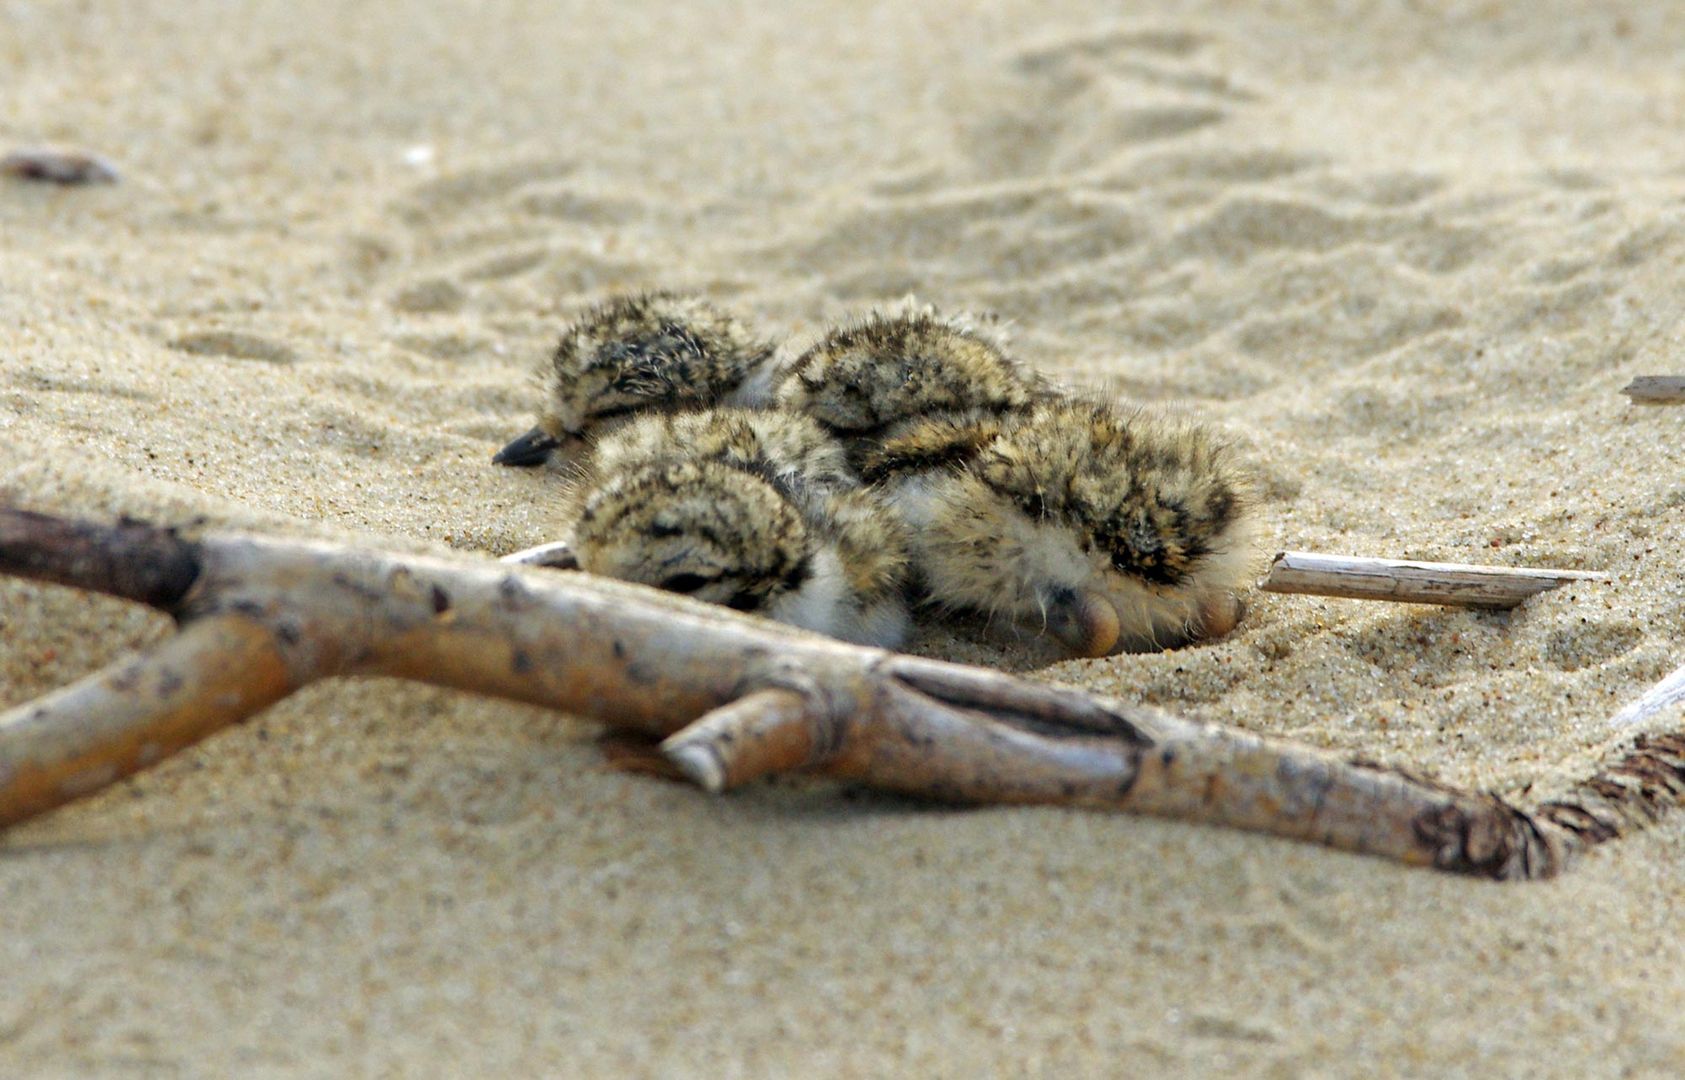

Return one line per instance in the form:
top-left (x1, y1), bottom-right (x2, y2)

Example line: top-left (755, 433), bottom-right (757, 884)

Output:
top-left (772, 306), bottom-right (1046, 464)
top-left (863, 397), bottom-right (1257, 658)
top-left (495, 291), bottom-right (778, 467)
top-left (564, 408), bottom-right (911, 648)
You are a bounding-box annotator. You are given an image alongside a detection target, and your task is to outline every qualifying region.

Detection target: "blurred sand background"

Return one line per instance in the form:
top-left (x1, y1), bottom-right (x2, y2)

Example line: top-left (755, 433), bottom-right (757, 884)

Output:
top-left (6, 0), bottom-right (1685, 1074)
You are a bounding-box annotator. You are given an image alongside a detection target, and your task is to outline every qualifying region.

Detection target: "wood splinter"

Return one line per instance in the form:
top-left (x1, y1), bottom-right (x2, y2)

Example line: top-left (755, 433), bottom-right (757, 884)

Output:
top-left (1259, 551), bottom-right (1608, 610)
top-left (2, 507), bottom-right (1684, 881)
top-left (1621, 376), bottom-right (1685, 404)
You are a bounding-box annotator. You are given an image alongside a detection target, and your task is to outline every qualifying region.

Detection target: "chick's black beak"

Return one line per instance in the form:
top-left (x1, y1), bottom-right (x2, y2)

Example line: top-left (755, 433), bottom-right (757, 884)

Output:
top-left (493, 426), bottom-right (563, 467)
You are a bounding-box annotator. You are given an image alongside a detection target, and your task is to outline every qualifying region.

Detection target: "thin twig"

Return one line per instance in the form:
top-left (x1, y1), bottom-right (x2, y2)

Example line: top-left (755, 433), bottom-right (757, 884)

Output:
top-left (0, 507), bottom-right (1678, 880)
top-left (1258, 551), bottom-right (1607, 609)
top-left (501, 540), bottom-right (578, 569)
top-left (1621, 376), bottom-right (1685, 404)
top-left (1, 147), bottom-right (120, 185)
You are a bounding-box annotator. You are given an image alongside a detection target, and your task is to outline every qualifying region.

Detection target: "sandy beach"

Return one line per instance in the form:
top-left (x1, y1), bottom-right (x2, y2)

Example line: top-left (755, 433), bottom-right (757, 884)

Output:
top-left (6, 0), bottom-right (1685, 1074)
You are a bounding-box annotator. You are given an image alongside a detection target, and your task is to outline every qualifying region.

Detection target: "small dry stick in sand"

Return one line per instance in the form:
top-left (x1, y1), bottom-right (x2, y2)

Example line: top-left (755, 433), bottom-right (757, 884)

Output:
top-left (2, 508), bottom-right (1683, 881)
top-left (1, 147), bottom-right (120, 185)
top-left (1258, 551), bottom-right (1607, 610)
top-left (1621, 376), bottom-right (1685, 404)
top-left (1609, 664), bottom-right (1685, 728)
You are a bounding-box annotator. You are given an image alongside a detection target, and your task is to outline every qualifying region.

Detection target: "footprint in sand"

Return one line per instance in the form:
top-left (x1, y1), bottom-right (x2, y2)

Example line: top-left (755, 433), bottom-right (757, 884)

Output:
top-left (169, 329), bottom-right (298, 365)
top-left (394, 158), bottom-right (578, 226)
top-left (962, 25), bottom-right (1251, 180)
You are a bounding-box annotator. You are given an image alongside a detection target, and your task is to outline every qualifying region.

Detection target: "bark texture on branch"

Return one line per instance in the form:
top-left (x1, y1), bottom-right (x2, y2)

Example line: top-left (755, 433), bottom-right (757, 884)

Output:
top-left (0, 510), bottom-right (201, 609)
top-left (0, 507), bottom-right (1680, 880)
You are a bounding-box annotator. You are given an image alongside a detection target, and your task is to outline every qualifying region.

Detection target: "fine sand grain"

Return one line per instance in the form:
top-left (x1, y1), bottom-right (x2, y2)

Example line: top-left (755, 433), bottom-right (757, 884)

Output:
top-left (5, 1), bottom-right (1685, 1075)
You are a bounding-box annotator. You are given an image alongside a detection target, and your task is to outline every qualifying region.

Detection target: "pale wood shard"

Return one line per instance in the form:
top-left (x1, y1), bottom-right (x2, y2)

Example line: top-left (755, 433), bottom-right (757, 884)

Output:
top-left (1, 146), bottom-right (120, 185)
top-left (500, 540), bottom-right (579, 569)
top-left (1608, 661), bottom-right (1685, 728)
top-left (0, 506), bottom-right (1681, 880)
top-left (1258, 550), bottom-right (1608, 609)
top-left (1621, 376), bottom-right (1685, 404)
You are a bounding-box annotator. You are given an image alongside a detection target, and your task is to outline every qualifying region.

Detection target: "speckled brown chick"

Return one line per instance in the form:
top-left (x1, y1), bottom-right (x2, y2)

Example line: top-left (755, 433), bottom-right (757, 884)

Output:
top-left (863, 396), bottom-right (1258, 657)
top-left (772, 307), bottom-right (1046, 464)
top-left (562, 408), bottom-right (911, 647)
top-left (494, 291), bottom-right (779, 468)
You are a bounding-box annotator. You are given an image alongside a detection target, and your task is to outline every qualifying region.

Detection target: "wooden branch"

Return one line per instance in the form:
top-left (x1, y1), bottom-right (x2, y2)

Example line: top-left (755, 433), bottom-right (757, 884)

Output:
top-left (1621, 376), bottom-right (1685, 404)
top-left (1258, 551), bottom-right (1607, 609)
top-left (0, 510), bottom-right (201, 609)
top-left (0, 614), bottom-right (295, 824)
top-left (0, 507), bottom-right (1678, 880)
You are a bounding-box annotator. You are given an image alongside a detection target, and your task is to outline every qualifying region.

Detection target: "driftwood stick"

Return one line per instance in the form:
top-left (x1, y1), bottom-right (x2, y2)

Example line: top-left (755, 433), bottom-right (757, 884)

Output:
top-left (0, 510), bottom-right (201, 609)
top-left (0, 506), bottom-right (1675, 880)
top-left (1258, 550), bottom-right (1607, 609)
top-left (1621, 376), bottom-right (1685, 404)
top-left (0, 614), bottom-right (296, 824)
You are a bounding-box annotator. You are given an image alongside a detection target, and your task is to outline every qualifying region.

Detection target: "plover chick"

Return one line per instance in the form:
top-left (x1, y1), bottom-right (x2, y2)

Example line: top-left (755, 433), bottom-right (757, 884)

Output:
top-left (562, 408), bottom-right (911, 648)
top-left (862, 397), bottom-right (1257, 658)
top-left (588, 406), bottom-right (856, 506)
top-left (494, 291), bottom-right (779, 467)
top-left (772, 306), bottom-right (1047, 463)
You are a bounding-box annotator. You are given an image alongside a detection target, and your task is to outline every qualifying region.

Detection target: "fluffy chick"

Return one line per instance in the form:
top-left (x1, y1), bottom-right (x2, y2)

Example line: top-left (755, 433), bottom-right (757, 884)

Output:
top-left (588, 406), bottom-right (856, 505)
top-left (863, 397), bottom-right (1257, 657)
top-left (495, 291), bottom-right (778, 467)
top-left (773, 307), bottom-right (1045, 459)
top-left (564, 408), bottom-right (910, 648)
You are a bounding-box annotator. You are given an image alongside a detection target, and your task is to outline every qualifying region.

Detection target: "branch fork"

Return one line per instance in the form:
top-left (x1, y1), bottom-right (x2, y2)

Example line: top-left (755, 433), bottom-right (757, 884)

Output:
top-left (2, 507), bottom-right (1683, 880)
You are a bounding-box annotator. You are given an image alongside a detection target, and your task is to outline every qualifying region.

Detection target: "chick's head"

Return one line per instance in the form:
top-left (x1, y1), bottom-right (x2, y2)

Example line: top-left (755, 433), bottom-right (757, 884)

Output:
top-left (913, 400), bottom-right (1258, 656)
top-left (570, 457), bottom-right (812, 615)
top-left (539, 292), bottom-right (776, 444)
top-left (777, 311), bottom-right (1036, 435)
